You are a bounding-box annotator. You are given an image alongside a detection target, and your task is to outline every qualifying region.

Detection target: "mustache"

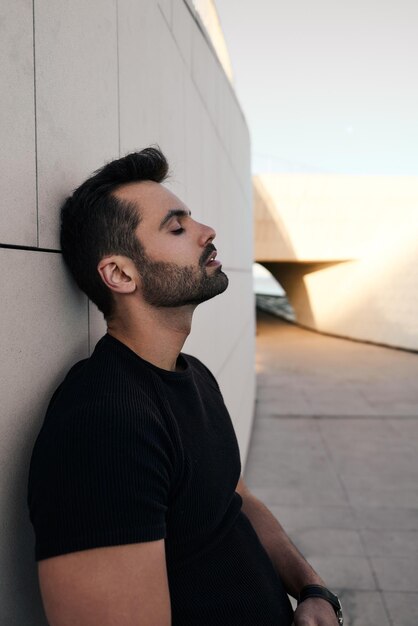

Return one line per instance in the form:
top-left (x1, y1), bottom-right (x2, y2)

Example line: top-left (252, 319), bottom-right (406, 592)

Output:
top-left (200, 244), bottom-right (217, 267)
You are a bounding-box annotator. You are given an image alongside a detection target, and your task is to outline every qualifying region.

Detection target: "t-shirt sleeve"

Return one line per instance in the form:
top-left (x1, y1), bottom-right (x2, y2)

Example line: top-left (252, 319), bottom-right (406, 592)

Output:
top-left (28, 398), bottom-right (175, 561)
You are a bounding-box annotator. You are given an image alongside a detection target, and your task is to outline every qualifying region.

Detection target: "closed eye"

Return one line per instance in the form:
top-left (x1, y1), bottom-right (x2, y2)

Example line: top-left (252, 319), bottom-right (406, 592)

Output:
top-left (171, 227), bottom-right (185, 235)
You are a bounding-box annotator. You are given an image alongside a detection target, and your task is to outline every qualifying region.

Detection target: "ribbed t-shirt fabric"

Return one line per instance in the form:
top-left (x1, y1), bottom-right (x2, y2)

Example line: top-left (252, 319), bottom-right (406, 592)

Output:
top-left (28, 334), bottom-right (294, 625)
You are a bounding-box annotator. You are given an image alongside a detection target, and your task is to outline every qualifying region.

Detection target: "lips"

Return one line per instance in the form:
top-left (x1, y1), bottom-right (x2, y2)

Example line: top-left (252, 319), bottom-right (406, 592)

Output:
top-left (205, 250), bottom-right (217, 266)
top-left (201, 245), bottom-right (217, 266)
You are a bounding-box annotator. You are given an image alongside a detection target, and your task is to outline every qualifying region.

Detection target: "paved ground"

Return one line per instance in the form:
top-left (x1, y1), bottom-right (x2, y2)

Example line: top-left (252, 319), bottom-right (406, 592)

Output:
top-left (245, 311), bottom-right (418, 626)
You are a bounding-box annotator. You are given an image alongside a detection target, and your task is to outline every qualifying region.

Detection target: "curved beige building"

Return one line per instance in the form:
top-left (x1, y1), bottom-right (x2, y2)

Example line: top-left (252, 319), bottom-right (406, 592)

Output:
top-left (255, 173), bottom-right (418, 351)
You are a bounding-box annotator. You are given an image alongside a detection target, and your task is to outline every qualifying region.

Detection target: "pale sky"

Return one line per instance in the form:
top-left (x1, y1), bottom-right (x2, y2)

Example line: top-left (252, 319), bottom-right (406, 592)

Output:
top-left (215, 0), bottom-right (418, 175)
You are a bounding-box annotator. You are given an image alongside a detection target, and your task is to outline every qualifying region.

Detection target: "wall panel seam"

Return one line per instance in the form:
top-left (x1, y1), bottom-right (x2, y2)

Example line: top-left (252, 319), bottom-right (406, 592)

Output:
top-left (0, 244), bottom-right (60, 254)
top-left (32, 0), bottom-right (39, 247)
top-left (215, 314), bottom-right (255, 379)
top-left (116, 0), bottom-right (121, 157)
top-left (181, 0), bottom-right (246, 122)
top-left (157, 2), bottom-right (171, 29)
top-left (189, 78), bottom-right (250, 201)
top-left (157, 2), bottom-right (251, 201)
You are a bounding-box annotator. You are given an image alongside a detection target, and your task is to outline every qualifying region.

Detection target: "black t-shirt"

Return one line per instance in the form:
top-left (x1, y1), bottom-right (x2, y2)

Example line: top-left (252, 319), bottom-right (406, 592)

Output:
top-left (28, 334), bottom-right (293, 625)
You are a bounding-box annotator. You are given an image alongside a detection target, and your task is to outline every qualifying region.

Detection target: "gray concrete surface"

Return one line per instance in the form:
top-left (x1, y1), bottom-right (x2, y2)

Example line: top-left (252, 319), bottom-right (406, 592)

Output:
top-left (0, 2), bottom-right (254, 620)
top-left (245, 311), bottom-right (418, 626)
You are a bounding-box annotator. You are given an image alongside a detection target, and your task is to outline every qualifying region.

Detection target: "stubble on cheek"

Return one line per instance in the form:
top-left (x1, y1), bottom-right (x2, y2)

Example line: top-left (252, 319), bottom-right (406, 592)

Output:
top-left (139, 256), bottom-right (228, 307)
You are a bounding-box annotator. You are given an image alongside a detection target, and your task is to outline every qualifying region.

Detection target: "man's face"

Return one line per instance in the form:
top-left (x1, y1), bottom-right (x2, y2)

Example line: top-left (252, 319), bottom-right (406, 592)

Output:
top-left (114, 181), bottom-right (228, 307)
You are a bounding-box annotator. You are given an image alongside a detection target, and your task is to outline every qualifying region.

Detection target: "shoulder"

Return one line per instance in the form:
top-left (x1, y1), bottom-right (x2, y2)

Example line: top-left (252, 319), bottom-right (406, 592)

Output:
top-left (48, 335), bottom-right (160, 416)
top-left (182, 354), bottom-right (221, 393)
top-left (34, 337), bottom-right (175, 458)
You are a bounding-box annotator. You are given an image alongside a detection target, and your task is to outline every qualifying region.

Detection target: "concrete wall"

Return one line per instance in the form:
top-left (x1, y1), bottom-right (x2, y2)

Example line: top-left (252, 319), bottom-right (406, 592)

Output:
top-left (0, 1), bottom-right (253, 622)
top-left (254, 173), bottom-right (418, 351)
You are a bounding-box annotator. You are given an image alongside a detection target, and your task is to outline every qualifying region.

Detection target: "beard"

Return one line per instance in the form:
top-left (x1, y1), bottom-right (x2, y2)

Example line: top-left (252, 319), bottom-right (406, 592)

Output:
top-left (134, 246), bottom-right (229, 307)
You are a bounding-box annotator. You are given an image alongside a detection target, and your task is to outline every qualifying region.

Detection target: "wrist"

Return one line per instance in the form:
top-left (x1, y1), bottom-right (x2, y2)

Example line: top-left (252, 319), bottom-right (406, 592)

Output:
top-left (298, 584), bottom-right (343, 625)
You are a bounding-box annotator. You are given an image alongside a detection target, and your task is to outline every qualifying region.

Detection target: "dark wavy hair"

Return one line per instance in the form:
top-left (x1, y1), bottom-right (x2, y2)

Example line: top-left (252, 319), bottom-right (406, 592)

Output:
top-left (60, 147), bottom-right (169, 318)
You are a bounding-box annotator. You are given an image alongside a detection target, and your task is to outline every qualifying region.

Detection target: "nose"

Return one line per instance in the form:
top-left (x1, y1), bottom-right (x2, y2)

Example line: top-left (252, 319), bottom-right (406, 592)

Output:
top-left (199, 222), bottom-right (216, 246)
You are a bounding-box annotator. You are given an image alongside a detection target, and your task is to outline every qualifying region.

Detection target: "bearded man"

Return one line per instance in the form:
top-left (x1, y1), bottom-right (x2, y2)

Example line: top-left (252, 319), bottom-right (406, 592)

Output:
top-left (28, 147), bottom-right (343, 626)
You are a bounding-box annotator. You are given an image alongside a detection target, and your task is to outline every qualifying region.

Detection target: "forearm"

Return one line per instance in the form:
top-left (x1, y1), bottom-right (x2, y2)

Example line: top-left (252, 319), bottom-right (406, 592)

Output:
top-left (239, 486), bottom-right (324, 598)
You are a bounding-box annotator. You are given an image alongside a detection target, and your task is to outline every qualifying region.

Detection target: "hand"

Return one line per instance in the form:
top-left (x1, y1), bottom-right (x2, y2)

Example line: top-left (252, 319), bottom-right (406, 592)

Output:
top-left (293, 596), bottom-right (339, 625)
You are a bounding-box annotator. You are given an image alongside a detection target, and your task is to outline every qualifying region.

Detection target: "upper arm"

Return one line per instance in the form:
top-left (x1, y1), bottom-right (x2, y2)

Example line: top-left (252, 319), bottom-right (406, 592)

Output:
top-left (236, 475), bottom-right (250, 498)
top-left (236, 477), bottom-right (260, 512)
top-left (38, 540), bottom-right (171, 626)
top-left (29, 404), bottom-right (173, 561)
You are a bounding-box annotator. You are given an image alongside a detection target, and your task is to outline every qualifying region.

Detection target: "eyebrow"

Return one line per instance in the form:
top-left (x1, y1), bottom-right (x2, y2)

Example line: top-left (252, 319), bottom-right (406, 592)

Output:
top-left (159, 208), bottom-right (191, 230)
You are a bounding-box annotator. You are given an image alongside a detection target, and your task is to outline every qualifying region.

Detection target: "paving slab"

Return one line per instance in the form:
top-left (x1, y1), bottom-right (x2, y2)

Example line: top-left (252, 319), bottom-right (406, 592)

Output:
top-left (268, 504), bottom-right (358, 531)
top-left (360, 530), bottom-right (418, 557)
top-left (371, 557), bottom-right (418, 592)
top-left (290, 528), bottom-right (365, 558)
top-left (337, 590), bottom-right (391, 626)
top-left (245, 311), bottom-right (418, 625)
top-left (383, 592), bottom-right (418, 626)
top-left (353, 506), bottom-right (418, 531)
top-left (308, 555), bottom-right (377, 590)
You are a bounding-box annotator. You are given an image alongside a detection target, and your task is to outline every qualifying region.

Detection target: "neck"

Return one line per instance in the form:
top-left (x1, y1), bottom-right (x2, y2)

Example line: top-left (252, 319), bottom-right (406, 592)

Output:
top-left (106, 302), bottom-right (196, 371)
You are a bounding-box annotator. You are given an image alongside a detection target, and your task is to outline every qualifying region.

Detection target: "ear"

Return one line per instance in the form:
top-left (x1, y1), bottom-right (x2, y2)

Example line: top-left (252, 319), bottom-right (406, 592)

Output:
top-left (97, 256), bottom-right (137, 295)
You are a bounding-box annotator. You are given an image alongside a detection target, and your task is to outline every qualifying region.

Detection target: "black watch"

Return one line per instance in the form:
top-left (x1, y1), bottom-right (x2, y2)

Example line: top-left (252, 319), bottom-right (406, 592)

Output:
top-left (298, 585), bottom-right (343, 625)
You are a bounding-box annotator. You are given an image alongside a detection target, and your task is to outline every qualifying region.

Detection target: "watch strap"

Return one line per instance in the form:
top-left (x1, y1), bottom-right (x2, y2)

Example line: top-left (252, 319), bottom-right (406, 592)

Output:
top-left (298, 585), bottom-right (343, 624)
